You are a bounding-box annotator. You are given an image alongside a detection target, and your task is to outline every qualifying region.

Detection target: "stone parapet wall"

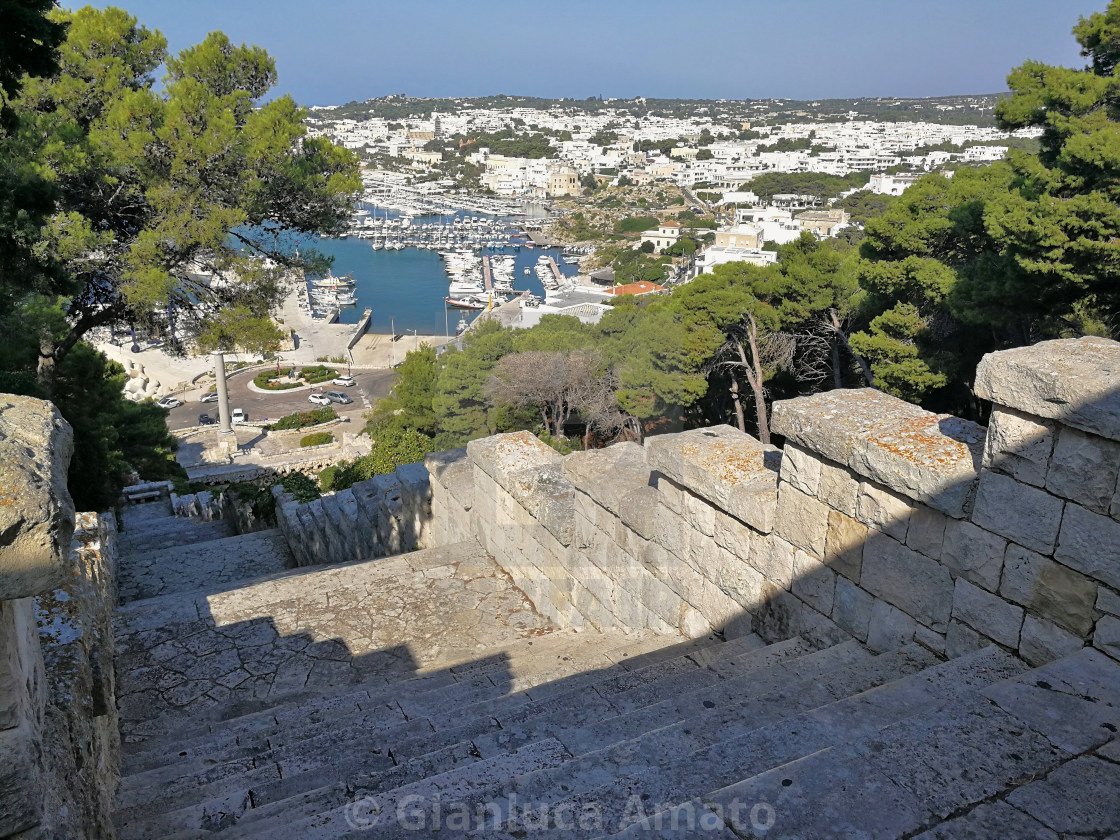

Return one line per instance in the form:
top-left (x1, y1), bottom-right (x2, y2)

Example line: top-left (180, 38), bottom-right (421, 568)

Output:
top-left (0, 396), bottom-right (119, 839)
top-left (422, 337), bottom-right (1120, 667)
top-left (272, 462), bottom-right (432, 568)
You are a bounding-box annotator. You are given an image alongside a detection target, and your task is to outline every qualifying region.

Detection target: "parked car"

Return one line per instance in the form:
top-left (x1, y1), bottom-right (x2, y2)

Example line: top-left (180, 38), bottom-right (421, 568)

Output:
top-left (199, 391), bottom-right (219, 403)
top-left (326, 391), bottom-right (353, 405)
top-left (198, 413), bottom-right (216, 426)
top-left (331, 375), bottom-right (356, 387)
top-left (231, 408), bottom-right (247, 424)
top-left (308, 393), bottom-right (332, 406)
top-left (156, 396), bottom-right (182, 409)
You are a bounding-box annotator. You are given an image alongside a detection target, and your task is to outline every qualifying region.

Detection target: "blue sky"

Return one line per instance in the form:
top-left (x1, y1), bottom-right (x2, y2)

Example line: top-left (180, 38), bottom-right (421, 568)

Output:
top-left (80, 0), bottom-right (1101, 105)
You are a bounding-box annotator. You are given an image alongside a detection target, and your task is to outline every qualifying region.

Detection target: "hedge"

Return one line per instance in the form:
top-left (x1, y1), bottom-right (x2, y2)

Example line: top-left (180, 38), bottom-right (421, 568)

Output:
top-left (300, 432), bottom-right (334, 448)
top-left (301, 365), bottom-right (338, 384)
top-left (264, 406), bottom-right (336, 431)
top-left (253, 369), bottom-right (300, 390)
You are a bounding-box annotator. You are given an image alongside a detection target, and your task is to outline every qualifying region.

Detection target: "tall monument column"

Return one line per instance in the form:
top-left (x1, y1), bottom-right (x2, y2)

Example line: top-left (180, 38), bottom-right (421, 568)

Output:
top-left (211, 351), bottom-right (233, 434)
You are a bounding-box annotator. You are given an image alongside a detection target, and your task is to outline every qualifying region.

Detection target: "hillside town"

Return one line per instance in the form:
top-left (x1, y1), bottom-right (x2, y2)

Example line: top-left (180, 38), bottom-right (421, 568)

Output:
top-left (304, 96), bottom-right (1041, 305)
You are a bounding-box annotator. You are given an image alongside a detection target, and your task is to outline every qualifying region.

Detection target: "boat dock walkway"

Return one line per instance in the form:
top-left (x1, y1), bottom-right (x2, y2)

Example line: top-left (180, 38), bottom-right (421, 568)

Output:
top-left (547, 256), bottom-right (564, 282)
top-left (482, 255), bottom-right (493, 293)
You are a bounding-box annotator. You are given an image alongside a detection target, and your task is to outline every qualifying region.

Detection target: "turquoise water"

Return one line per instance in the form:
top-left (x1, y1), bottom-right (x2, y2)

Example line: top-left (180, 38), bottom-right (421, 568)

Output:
top-left (305, 219), bottom-right (579, 335)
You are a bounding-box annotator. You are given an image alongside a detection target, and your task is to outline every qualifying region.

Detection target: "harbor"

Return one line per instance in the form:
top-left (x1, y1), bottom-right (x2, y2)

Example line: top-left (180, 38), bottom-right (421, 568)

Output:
top-left (292, 212), bottom-right (582, 336)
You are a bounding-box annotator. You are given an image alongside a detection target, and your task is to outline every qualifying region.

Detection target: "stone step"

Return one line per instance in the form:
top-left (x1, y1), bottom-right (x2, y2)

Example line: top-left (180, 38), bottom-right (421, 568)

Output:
top-left (116, 632), bottom-right (752, 834)
top-left (243, 738), bottom-right (575, 840)
top-left (119, 628), bottom-right (672, 776)
top-left (468, 635), bottom-right (792, 760)
top-left (206, 639), bottom-right (860, 840)
top-left (118, 629), bottom-right (730, 812)
top-left (117, 528), bottom-right (293, 603)
top-left (113, 541), bottom-right (558, 740)
top-left (588, 645), bottom-right (1030, 840)
top-left (118, 517), bottom-right (235, 556)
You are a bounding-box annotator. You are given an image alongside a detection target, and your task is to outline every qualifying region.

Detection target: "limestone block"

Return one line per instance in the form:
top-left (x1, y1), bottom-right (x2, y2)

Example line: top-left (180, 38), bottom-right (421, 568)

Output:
top-left (424, 448), bottom-right (474, 511)
top-left (945, 619), bottom-right (986, 659)
top-left (679, 605), bottom-right (711, 639)
top-left (711, 507), bottom-right (754, 563)
top-left (653, 471), bottom-right (684, 515)
top-left (1001, 544), bottom-right (1097, 636)
top-left (680, 488), bottom-right (717, 537)
top-left (464, 435), bottom-right (575, 548)
top-left (913, 624), bottom-right (946, 655)
top-left (982, 406), bottom-right (1055, 488)
top-left (617, 486), bottom-right (660, 541)
top-left (906, 505), bottom-right (948, 560)
top-left (940, 519), bottom-right (1007, 592)
top-left (1019, 615), bottom-right (1084, 666)
top-left (779, 441), bottom-right (822, 496)
top-left (0, 396), bottom-right (75, 600)
top-left (823, 509), bottom-right (866, 583)
top-left (1097, 586), bottom-right (1120, 617)
top-left (971, 471), bottom-right (1064, 554)
top-left (561, 442), bottom-right (650, 516)
top-left (856, 480), bottom-right (914, 541)
top-left (749, 535), bottom-right (796, 589)
top-left (466, 430), bottom-right (560, 486)
top-left (952, 578), bottom-right (1024, 649)
top-left (754, 588), bottom-right (846, 647)
top-left (1094, 615), bottom-right (1120, 661)
top-left (860, 531), bottom-right (954, 632)
top-left (1046, 427), bottom-right (1120, 513)
top-left (974, 336), bottom-right (1120, 442)
top-left (645, 425), bottom-right (780, 532)
top-left (0, 722), bottom-right (41, 835)
top-left (832, 577), bottom-right (874, 641)
top-left (771, 388), bottom-right (984, 517)
top-left (791, 550), bottom-right (836, 616)
top-left (819, 459), bottom-right (859, 516)
top-left (866, 599), bottom-right (917, 652)
top-left (1055, 502), bottom-right (1120, 590)
top-left (774, 483), bottom-right (830, 558)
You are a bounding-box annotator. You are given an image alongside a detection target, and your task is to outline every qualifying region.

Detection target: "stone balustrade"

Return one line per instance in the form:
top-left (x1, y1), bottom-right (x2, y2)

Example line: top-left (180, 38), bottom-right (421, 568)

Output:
top-left (421, 337), bottom-right (1120, 666)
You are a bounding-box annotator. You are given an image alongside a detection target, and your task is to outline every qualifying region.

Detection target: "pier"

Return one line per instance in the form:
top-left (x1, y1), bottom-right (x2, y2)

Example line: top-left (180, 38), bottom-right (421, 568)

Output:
top-left (546, 256), bottom-right (564, 283)
top-left (482, 255), bottom-right (493, 293)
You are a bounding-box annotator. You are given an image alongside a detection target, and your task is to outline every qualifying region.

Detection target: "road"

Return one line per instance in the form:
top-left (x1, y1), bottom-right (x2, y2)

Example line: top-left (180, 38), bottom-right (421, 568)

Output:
top-left (166, 368), bottom-right (397, 430)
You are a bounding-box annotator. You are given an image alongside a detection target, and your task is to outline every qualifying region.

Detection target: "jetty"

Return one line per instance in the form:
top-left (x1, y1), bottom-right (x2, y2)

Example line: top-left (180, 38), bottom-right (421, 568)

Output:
top-left (482, 255), bottom-right (493, 293)
top-left (546, 256), bottom-right (564, 283)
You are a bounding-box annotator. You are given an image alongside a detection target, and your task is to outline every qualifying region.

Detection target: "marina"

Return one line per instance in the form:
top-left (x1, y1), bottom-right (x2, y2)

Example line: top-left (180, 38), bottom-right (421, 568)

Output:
top-left (298, 212), bottom-right (581, 335)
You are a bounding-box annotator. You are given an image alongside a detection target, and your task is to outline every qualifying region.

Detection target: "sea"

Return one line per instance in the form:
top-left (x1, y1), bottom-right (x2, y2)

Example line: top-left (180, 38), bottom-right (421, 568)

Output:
top-left (304, 210), bottom-right (580, 336)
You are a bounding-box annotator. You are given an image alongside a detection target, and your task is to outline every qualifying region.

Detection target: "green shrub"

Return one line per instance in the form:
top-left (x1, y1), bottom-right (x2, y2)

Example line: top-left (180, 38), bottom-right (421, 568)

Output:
top-left (279, 471), bottom-right (320, 503)
top-left (300, 364), bottom-right (338, 384)
top-left (253, 369), bottom-right (300, 390)
top-left (228, 481), bottom-right (276, 522)
top-left (318, 465), bottom-right (340, 491)
top-left (264, 406), bottom-right (336, 431)
top-left (613, 215), bottom-right (659, 234)
top-left (300, 432), bottom-right (334, 447)
top-left (327, 427), bottom-right (434, 491)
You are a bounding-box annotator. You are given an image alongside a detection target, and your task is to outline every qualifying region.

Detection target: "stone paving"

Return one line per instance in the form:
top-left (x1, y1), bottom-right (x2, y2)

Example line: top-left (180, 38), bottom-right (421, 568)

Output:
top-left (114, 540), bottom-right (552, 740)
top-left (118, 528), bottom-right (293, 603)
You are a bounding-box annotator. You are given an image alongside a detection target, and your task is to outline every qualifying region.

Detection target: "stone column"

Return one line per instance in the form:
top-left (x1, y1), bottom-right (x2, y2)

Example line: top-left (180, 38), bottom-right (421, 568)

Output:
top-left (212, 351), bottom-right (233, 434)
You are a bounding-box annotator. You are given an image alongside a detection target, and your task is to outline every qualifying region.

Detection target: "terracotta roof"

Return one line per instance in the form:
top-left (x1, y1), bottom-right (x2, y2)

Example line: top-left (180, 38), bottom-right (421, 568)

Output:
top-left (661, 220), bottom-right (681, 228)
top-left (604, 281), bottom-right (667, 296)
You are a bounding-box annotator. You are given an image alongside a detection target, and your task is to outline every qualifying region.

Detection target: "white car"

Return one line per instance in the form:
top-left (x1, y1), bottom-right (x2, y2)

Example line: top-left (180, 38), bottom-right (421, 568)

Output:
top-left (308, 393), bottom-right (332, 406)
top-left (156, 396), bottom-right (182, 409)
top-left (331, 375), bottom-right (356, 387)
top-left (231, 408), bottom-right (247, 424)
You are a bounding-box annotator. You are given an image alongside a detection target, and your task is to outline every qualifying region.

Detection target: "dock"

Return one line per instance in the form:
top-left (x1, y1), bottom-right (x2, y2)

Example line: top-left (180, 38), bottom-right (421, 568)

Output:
top-left (482, 255), bottom-right (493, 293)
top-left (546, 256), bottom-right (564, 283)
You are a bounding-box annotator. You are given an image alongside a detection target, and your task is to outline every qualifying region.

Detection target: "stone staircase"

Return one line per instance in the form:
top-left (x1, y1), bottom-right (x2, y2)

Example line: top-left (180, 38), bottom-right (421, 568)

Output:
top-left (109, 506), bottom-right (1120, 839)
top-left (116, 501), bottom-right (292, 603)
